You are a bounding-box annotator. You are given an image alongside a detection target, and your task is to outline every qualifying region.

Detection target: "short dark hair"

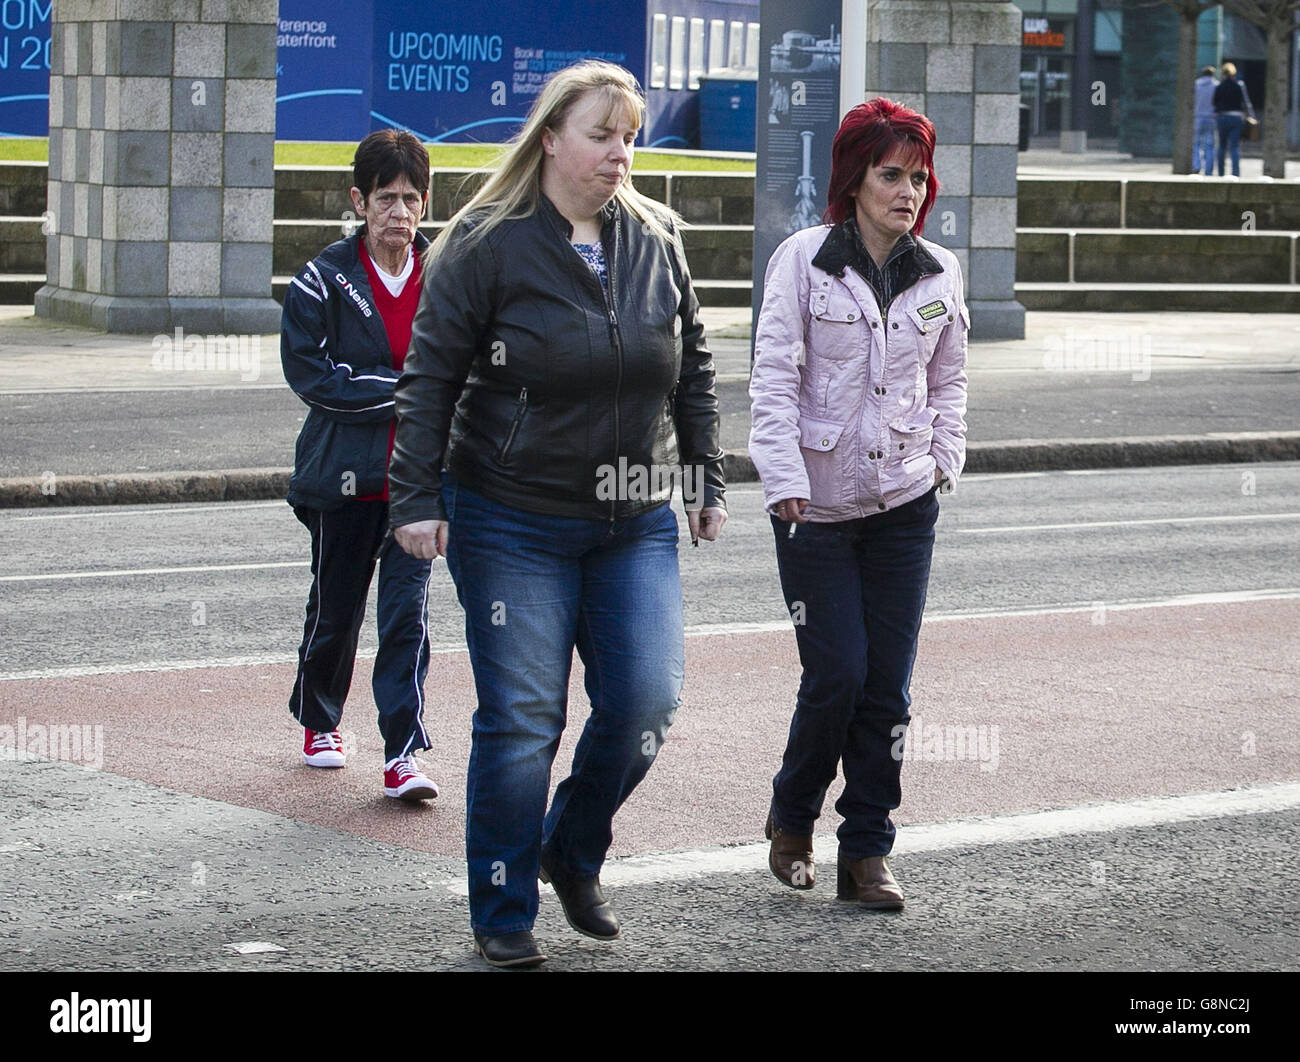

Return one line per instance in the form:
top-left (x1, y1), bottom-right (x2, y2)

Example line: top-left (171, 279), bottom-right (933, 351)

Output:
top-left (824, 97), bottom-right (940, 236)
top-left (352, 129), bottom-right (430, 200)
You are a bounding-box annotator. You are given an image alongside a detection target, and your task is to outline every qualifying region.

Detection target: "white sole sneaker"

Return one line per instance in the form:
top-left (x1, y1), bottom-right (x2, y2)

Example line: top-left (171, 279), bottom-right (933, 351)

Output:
top-left (384, 778), bottom-right (439, 801)
top-left (304, 750), bottom-right (346, 768)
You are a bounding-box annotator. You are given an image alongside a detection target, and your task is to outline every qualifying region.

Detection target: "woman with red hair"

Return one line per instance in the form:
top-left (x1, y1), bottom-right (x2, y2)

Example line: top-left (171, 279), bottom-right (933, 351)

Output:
top-left (748, 97), bottom-right (969, 910)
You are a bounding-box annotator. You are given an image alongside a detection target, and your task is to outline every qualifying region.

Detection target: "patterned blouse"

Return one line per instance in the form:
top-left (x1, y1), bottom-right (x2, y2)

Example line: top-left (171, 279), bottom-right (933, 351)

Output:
top-left (573, 241), bottom-right (608, 291)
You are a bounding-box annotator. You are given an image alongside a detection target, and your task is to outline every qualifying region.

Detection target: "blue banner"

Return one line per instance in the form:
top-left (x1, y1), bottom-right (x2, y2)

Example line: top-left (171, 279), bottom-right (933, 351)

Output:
top-left (369, 0), bottom-right (641, 143)
top-left (0, 0), bottom-right (51, 137)
top-left (275, 1), bottom-right (372, 142)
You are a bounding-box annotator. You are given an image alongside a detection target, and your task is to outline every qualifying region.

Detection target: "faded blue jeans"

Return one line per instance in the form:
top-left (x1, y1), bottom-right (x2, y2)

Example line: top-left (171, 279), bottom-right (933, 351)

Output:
top-left (1194, 116), bottom-right (1217, 175)
top-left (442, 474), bottom-right (684, 936)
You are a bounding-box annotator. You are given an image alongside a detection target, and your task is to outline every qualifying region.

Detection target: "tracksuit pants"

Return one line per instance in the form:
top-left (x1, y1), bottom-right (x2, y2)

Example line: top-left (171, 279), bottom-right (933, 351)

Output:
top-left (289, 500), bottom-right (434, 763)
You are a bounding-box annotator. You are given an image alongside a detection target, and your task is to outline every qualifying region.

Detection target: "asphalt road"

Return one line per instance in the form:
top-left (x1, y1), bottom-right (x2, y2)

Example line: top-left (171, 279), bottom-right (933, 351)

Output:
top-left (2, 463), bottom-right (1297, 674)
top-left (4, 367), bottom-right (1299, 478)
top-left (2, 464), bottom-right (1298, 974)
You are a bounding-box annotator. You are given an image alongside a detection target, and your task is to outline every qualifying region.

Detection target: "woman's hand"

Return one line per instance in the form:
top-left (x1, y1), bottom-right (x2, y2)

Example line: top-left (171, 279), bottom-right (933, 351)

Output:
top-left (688, 506), bottom-right (728, 542)
top-left (775, 498), bottom-right (810, 524)
top-left (394, 520), bottom-right (448, 560)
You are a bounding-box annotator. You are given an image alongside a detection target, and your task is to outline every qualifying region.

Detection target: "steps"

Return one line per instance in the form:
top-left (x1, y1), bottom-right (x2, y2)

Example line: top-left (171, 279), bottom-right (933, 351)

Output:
top-left (1015, 175), bottom-right (1300, 310)
top-left (4, 161), bottom-right (1300, 313)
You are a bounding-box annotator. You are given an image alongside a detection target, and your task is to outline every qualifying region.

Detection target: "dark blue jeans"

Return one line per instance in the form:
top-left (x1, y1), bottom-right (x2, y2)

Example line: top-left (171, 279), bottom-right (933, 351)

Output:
top-left (769, 488), bottom-right (938, 859)
top-left (442, 475), bottom-right (684, 936)
top-left (1216, 113), bottom-right (1244, 177)
top-left (290, 501), bottom-right (434, 762)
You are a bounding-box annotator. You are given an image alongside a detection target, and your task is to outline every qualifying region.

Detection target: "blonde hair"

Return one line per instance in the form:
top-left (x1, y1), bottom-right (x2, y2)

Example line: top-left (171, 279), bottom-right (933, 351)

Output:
top-left (1221, 62), bottom-right (1237, 77)
top-left (424, 60), bottom-right (676, 269)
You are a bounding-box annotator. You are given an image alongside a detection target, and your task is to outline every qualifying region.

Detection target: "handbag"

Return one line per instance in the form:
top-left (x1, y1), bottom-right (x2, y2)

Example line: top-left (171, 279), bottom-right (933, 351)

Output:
top-left (1245, 115), bottom-right (1260, 141)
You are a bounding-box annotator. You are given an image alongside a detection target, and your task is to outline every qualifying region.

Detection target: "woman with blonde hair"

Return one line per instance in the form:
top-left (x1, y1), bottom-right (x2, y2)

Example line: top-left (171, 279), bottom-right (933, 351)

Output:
top-left (390, 60), bottom-right (727, 967)
top-left (1212, 61), bottom-right (1255, 177)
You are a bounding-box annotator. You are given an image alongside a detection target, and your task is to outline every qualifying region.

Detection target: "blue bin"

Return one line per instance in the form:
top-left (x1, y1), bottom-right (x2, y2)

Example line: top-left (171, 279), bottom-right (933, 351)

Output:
top-left (698, 75), bottom-right (757, 152)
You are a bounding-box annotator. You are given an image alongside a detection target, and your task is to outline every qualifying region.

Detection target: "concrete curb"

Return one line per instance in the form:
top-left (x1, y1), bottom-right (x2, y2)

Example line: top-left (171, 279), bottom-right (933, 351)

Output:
top-left (0, 469), bottom-right (291, 508)
top-left (2, 431), bottom-right (1298, 508)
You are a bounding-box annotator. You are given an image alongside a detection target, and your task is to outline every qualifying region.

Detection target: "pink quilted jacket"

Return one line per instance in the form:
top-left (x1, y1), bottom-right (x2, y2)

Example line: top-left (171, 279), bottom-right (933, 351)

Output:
top-left (749, 225), bottom-right (969, 521)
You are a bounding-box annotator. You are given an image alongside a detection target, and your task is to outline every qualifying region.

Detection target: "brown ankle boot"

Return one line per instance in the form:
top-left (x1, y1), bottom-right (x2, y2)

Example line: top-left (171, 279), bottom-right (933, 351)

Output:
top-left (837, 854), bottom-right (904, 910)
top-left (765, 810), bottom-right (814, 889)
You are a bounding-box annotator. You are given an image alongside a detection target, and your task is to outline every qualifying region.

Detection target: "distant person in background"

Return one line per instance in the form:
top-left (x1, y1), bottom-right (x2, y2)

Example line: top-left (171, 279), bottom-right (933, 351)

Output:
top-left (1193, 65), bottom-right (1218, 176)
top-left (280, 130), bottom-right (440, 802)
top-left (1212, 61), bottom-right (1254, 178)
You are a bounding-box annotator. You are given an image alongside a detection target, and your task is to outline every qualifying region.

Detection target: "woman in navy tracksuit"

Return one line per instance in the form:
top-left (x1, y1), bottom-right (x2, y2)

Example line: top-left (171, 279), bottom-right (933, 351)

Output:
top-left (280, 130), bottom-right (439, 800)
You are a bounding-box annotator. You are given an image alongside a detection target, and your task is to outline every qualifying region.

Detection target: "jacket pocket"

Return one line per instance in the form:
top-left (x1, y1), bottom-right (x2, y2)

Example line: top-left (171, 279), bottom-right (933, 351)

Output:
top-left (807, 289), bottom-right (866, 361)
top-left (907, 303), bottom-right (952, 363)
top-left (888, 406), bottom-right (937, 463)
top-left (798, 416), bottom-right (845, 453)
top-left (798, 415), bottom-right (851, 508)
top-left (497, 387), bottom-right (529, 464)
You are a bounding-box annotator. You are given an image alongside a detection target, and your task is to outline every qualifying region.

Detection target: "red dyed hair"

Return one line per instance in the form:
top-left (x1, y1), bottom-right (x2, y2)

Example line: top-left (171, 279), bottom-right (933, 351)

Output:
top-left (824, 97), bottom-right (939, 236)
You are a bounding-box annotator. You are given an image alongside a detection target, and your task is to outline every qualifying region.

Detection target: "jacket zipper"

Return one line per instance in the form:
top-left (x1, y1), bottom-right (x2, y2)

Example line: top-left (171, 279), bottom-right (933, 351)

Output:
top-left (603, 215), bottom-right (623, 521)
top-left (500, 386), bottom-right (528, 461)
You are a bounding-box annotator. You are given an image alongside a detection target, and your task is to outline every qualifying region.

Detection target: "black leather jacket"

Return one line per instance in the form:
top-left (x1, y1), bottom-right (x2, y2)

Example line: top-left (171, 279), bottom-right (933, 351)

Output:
top-left (389, 194), bottom-right (726, 526)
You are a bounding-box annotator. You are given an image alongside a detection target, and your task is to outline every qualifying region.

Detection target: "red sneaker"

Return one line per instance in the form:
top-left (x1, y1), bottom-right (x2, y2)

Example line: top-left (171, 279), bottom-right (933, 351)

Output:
top-left (303, 728), bottom-right (345, 768)
top-left (384, 755), bottom-right (439, 801)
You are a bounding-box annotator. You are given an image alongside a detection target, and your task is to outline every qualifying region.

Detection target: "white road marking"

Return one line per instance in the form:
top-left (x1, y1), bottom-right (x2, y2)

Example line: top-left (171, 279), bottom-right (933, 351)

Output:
top-left (0, 560), bottom-right (309, 583)
top-left (223, 941), bottom-right (287, 954)
top-left (9, 504), bottom-right (1296, 582)
top-left (441, 781), bottom-right (1300, 895)
top-left (955, 512), bottom-right (1300, 534)
top-left (5, 587), bottom-right (1294, 682)
top-left (8, 502), bottom-right (284, 521)
top-left (684, 588), bottom-right (1300, 639)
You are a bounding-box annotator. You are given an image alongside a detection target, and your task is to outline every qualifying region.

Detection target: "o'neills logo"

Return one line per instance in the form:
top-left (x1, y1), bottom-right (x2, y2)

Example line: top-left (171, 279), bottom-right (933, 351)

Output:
top-left (151, 327), bottom-right (262, 381)
top-left (335, 272), bottom-right (373, 317)
top-left (50, 994), bottom-right (151, 1042)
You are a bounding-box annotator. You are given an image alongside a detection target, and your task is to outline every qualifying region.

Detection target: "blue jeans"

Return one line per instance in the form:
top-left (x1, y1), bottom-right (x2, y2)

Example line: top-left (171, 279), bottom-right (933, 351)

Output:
top-left (442, 474), bottom-right (684, 936)
top-left (769, 488), bottom-right (938, 859)
top-left (1194, 116), bottom-right (1217, 175)
top-left (1216, 113), bottom-right (1244, 177)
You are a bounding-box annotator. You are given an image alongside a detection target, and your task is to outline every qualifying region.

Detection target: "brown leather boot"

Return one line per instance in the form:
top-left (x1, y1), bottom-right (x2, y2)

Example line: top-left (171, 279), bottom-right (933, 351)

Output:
top-left (837, 855), bottom-right (904, 910)
top-left (765, 810), bottom-right (814, 889)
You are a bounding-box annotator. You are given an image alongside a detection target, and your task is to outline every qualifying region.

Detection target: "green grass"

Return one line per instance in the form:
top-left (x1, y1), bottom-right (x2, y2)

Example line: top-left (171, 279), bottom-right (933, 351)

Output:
top-left (0, 137), bottom-right (753, 171)
top-left (275, 141), bottom-right (753, 171)
top-left (0, 138), bottom-right (48, 161)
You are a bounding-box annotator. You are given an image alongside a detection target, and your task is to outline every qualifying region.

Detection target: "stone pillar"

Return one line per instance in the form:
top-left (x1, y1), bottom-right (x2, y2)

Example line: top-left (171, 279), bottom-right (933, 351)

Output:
top-left (864, 0), bottom-right (1026, 339)
top-left (36, 0), bottom-right (281, 334)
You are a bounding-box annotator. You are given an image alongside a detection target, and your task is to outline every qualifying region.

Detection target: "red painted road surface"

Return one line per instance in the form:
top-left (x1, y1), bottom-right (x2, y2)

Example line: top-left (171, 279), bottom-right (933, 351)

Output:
top-left (3, 599), bottom-right (1297, 857)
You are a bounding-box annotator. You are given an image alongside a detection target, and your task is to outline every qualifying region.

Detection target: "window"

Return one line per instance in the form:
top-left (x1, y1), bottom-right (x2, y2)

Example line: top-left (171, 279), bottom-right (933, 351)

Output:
top-left (669, 16), bottom-right (686, 89)
top-left (688, 18), bottom-right (705, 89)
top-left (650, 14), bottom-right (667, 88)
top-left (1094, 9), bottom-right (1122, 54)
top-left (728, 20), bottom-right (745, 69)
top-left (708, 18), bottom-right (726, 72)
top-left (744, 22), bottom-right (761, 73)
